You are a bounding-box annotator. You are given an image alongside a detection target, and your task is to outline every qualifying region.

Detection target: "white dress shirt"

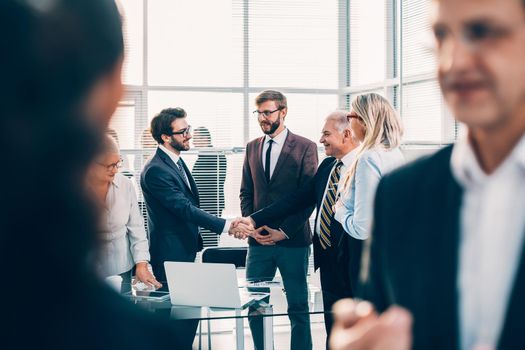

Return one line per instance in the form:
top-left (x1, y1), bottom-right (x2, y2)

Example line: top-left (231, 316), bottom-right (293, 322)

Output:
top-left (261, 128), bottom-right (289, 180)
top-left (315, 149), bottom-right (357, 235)
top-left (451, 132), bottom-right (525, 350)
top-left (157, 145), bottom-right (231, 233)
top-left (98, 173), bottom-right (150, 277)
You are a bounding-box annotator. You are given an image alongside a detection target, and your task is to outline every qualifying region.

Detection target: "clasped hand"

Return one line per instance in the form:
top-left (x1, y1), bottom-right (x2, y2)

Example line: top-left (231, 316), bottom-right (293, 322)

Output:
top-left (228, 217), bottom-right (256, 239)
top-left (228, 217), bottom-right (287, 245)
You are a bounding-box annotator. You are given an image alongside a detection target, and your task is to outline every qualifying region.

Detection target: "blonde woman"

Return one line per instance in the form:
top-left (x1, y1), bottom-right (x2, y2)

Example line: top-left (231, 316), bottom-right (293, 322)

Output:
top-left (334, 93), bottom-right (404, 240)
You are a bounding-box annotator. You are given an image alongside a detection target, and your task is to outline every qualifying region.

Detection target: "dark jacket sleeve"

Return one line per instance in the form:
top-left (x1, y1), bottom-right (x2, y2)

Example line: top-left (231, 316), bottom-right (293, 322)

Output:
top-left (357, 175), bottom-right (389, 312)
top-left (239, 143), bottom-right (255, 217)
top-left (250, 166), bottom-right (318, 228)
top-left (278, 142), bottom-right (318, 238)
top-left (144, 165), bottom-right (226, 234)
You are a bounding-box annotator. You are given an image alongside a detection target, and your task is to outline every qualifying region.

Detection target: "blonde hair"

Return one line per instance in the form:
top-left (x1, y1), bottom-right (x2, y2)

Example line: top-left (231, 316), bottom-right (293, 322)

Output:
top-left (342, 93), bottom-right (403, 190)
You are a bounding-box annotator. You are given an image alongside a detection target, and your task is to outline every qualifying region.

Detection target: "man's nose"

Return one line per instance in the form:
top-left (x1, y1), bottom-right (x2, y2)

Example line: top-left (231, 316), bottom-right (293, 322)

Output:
top-left (438, 35), bottom-right (477, 74)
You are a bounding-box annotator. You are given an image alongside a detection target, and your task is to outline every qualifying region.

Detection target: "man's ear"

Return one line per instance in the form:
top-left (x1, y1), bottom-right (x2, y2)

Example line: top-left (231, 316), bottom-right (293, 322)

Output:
top-left (280, 107), bottom-right (288, 119)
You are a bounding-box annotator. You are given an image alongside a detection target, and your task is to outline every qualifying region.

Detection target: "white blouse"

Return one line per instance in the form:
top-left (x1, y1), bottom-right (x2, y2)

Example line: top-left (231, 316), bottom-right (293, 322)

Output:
top-left (98, 173), bottom-right (150, 277)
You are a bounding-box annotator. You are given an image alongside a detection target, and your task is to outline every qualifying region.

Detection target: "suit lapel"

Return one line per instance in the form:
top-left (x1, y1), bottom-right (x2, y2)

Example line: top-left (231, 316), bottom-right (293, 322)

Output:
top-left (256, 136), bottom-right (268, 183)
top-left (156, 148), bottom-right (195, 195)
top-left (498, 228), bottom-right (525, 347)
top-left (313, 158), bottom-right (337, 230)
top-left (179, 158), bottom-right (199, 203)
top-left (316, 158), bottom-right (336, 209)
top-left (432, 168), bottom-right (462, 349)
top-left (270, 131), bottom-right (293, 182)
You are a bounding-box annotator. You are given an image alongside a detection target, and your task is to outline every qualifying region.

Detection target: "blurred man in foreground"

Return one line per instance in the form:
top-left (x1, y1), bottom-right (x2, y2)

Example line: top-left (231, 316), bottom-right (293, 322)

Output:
top-left (330, 0), bottom-right (525, 349)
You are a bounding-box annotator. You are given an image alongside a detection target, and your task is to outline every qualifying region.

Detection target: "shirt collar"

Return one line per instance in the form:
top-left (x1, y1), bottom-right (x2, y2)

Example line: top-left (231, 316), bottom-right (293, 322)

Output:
top-left (158, 144), bottom-right (181, 165)
top-left (451, 130), bottom-right (525, 188)
top-left (339, 148), bottom-right (358, 167)
top-left (110, 174), bottom-right (120, 189)
top-left (515, 133), bottom-right (525, 170)
top-left (264, 128), bottom-right (288, 146)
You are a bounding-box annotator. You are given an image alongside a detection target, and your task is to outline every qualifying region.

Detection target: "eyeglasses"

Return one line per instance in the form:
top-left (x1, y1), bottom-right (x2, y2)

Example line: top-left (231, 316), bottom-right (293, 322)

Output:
top-left (252, 107), bottom-right (283, 118)
top-left (97, 159), bottom-right (123, 171)
top-left (347, 113), bottom-right (362, 121)
top-left (170, 125), bottom-right (192, 137)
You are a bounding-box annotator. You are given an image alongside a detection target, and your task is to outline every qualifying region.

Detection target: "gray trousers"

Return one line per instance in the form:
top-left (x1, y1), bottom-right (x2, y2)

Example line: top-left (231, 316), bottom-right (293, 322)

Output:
top-left (246, 245), bottom-right (312, 350)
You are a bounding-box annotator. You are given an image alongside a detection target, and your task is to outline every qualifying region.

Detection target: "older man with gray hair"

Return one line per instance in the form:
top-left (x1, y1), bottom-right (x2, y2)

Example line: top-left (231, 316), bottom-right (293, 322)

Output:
top-left (246, 110), bottom-right (360, 348)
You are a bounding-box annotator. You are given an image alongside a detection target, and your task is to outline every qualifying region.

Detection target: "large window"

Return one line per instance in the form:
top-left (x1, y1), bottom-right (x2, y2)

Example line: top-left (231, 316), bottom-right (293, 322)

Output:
top-left (345, 0), bottom-right (456, 144)
top-left (113, 0), bottom-right (456, 248)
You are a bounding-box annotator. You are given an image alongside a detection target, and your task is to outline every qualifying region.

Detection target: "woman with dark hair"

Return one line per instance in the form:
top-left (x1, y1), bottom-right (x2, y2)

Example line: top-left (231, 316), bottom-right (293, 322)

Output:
top-left (0, 1), bottom-right (177, 348)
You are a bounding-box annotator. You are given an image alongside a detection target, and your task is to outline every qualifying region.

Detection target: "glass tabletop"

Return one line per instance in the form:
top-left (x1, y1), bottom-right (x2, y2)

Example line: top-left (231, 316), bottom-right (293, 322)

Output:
top-left (117, 273), bottom-right (329, 322)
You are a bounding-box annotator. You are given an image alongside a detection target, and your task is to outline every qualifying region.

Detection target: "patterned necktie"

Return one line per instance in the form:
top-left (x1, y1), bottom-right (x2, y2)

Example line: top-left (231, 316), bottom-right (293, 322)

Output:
top-left (318, 161), bottom-right (343, 249)
top-left (265, 139), bottom-right (274, 182)
top-left (177, 159), bottom-right (190, 187)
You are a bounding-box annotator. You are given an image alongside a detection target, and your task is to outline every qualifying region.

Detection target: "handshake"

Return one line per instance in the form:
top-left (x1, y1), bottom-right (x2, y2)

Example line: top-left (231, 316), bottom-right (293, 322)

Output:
top-left (227, 217), bottom-right (287, 245)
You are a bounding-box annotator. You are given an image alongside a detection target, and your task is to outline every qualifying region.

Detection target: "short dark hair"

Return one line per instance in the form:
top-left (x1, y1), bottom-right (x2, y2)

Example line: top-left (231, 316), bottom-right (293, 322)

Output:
top-left (255, 90), bottom-right (287, 109)
top-left (150, 107), bottom-right (187, 144)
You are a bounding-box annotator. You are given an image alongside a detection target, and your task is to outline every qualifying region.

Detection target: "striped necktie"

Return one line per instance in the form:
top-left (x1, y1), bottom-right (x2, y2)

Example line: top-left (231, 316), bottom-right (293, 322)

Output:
top-left (318, 161), bottom-right (343, 249)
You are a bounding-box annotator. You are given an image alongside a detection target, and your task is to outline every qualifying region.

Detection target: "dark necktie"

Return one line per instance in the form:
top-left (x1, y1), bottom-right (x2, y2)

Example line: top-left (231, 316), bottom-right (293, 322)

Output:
top-left (319, 161), bottom-right (344, 249)
top-left (265, 139), bottom-right (274, 182)
top-left (177, 159), bottom-right (190, 187)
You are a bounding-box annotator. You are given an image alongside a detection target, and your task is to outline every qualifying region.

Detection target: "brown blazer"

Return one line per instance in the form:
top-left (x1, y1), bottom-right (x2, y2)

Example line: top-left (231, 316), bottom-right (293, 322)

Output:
top-left (240, 130), bottom-right (318, 247)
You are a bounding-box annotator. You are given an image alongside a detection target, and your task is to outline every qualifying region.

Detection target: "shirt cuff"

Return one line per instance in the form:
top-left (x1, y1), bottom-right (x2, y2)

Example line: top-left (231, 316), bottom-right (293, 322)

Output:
top-left (133, 252), bottom-right (151, 264)
top-left (221, 218), bottom-right (233, 234)
top-left (279, 228), bottom-right (289, 239)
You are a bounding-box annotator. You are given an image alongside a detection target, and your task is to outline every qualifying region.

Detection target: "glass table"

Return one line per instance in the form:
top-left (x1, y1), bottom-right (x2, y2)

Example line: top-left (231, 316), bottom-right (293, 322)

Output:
top-left (119, 272), bottom-right (328, 350)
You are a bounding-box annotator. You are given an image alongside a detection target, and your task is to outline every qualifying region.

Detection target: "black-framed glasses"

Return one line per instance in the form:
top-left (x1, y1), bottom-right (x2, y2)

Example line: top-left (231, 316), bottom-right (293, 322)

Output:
top-left (97, 159), bottom-right (123, 171)
top-left (252, 107), bottom-right (283, 118)
top-left (347, 113), bottom-right (363, 121)
top-left (170, 125), bottom-right (192, 137)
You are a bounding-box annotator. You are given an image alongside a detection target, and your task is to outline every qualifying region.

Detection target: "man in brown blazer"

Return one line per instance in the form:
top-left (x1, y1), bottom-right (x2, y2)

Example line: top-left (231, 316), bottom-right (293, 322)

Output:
top-left (240, 90), bottom-right (318, 350)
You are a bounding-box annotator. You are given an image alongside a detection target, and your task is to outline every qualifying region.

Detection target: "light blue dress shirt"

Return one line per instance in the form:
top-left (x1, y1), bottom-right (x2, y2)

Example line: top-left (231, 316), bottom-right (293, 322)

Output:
top-left (334, 147), bottom-right (404, 240)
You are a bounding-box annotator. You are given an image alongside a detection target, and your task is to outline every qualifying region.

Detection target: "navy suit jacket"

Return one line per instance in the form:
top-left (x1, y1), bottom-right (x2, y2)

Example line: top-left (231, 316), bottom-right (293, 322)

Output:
top-left (140, 148), bottom-right (225, 276)
top-left (361, 145), bottom-right (525, 349)
top-left (251, 156), bottom-right (363, 295)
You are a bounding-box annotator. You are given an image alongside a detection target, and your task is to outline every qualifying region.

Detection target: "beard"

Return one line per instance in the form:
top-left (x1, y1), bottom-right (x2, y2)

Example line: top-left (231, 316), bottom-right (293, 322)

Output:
top-left (169, 136), bottom-right (189, 152)
top-left (259, 115), bottom-right (281, 135)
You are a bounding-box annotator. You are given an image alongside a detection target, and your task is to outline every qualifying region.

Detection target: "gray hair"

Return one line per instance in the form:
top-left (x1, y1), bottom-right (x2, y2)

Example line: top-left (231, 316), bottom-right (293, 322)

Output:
top-left (325, 110), bottom-right (351, 133)
top-left (102, 133), bottom-right (120, 154)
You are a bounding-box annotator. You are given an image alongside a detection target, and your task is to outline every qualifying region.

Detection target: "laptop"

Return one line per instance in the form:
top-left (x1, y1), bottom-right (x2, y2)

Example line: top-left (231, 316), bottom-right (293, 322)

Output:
top-left (164, 261), bottom-right (268, 309)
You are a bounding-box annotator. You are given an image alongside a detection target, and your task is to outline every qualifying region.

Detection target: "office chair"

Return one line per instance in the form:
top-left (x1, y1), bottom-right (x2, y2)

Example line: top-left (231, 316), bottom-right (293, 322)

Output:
top-left (198, 247), bottom-right (248, 349)
top-left (201, 247), bottom-right (248, 268)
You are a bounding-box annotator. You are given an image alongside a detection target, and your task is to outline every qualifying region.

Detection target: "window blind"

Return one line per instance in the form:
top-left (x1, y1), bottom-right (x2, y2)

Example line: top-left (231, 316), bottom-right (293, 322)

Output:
top-left (110, 0), bottom-right (455, 251)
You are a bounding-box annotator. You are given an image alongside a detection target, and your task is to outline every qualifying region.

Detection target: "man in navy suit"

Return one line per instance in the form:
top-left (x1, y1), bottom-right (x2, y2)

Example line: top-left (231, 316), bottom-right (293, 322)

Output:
top-left (141, 108), bottom-right (252, 349)
top-left (329, 0), bottom-right (525, 349)
top-left (140, 107), bottom-right (248, 281)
